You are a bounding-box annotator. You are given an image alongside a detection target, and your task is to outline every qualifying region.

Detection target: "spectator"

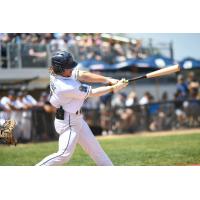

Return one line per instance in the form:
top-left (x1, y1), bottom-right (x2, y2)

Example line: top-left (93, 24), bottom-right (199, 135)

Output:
top-left (149, 91), bottom-right (173, 131)
top-left (21, 33), bottom-right (32, 43)
top-left (100, 107), bottom-right (113, 136)
top-left (0, 90), bottom-right (17, 111)
top-left (125, 41), bottom-right (135, 59)
top-left (29, 37), bottom-right (47, 56)
top-left (0, 97), bottom-right (6, 111)
top-left (186, 71), bottom-right (195, 86)
top-left (15, 91), bottom-right (29, 110)
top-left (93, 33), bottom-right (102, 47)
top-left (99, 94), bottom-right (113, 135)
top-left (76, 39), bottom-right (87, 61)
top-left (22, 89), bottom-right (38, 107)
top-left (112, 43), bottom-right (126, 63)
top-left (125, 91), bottom-right (138, 107)
top-left (139, 91), bottom-right (152, 105)
top-left (183, 72), bottom-right (200, 127)
top-left (41, 33), bottom-right (53, 44)
top-left (0, 91), bottom-right (24, 140)
top-left (50, 33), bottom-right (67, 53)
top-left (161, 91), bottom-right (168, 102)
top-left (174, 90), bottom-right (186, 128)
top-left (188, 81), bottom-right (199, 100)
top-left (176, 74), bottom-right (189, 99)
top-left (100, 93), bottom-right (113, 109)
top-left (134, 40), bottom-right (148, 59)
top-left (37, 91), bottom-right (48, 106)
top-left (0, 97), bottom-right (6, 120)
top-left (15, 91), bottom-right (32, 142)
top-left (32, 91), bottom-right (56, 140)
top-left (117, 108), bottom-right (136, 133)
top-left (64, 33), bottom-right (79, 59)
top-left (37, 91), bottom-right (55, 113)
top-left (0, 34), bottom-right (13, 68)
top-left (111, 93), bottom-right (126, 107)
top-left (159, 91), bottom-right (173, 117)
top-left (186, 72), bottom-right (199, 100)
top-left (94, 51), bottom-right (102, 61)
top-left (100, 42), bottom-right (115, 64)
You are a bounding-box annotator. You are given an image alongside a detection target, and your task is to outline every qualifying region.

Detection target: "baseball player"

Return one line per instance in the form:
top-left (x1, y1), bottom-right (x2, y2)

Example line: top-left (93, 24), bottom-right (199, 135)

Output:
top-left (36, 51), bottom-right (128, 166)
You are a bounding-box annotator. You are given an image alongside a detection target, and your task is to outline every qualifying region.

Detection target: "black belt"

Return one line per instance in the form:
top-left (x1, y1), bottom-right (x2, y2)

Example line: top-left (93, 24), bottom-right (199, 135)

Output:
top-left (56, 106), bottom-right (65, 120)
top-left (56, 106), bottom-right (82, 117)
top-left (76, 110), bottom-right (82, 115)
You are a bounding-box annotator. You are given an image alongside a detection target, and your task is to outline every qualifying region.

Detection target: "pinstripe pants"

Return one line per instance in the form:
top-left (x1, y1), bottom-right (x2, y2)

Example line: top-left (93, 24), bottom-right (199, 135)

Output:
top-left (36, 112), bottom-right (113, 166)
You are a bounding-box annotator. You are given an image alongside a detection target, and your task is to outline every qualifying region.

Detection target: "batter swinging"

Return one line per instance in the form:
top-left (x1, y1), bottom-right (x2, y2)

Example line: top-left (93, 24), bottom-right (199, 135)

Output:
top-left (36, 51), bottom-right (128, 166)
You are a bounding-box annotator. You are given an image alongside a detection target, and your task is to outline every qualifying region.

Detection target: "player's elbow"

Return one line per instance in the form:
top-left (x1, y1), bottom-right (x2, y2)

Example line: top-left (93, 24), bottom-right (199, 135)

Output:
top-left (78, 71), bottom-right (90, 82)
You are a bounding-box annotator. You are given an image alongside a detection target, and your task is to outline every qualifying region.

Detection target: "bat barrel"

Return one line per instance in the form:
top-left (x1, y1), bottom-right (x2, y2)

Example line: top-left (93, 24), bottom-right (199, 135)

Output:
top-left (146, 64), bottom-right (180, 79)
top-left (127, 64), bottom-right (180, 84)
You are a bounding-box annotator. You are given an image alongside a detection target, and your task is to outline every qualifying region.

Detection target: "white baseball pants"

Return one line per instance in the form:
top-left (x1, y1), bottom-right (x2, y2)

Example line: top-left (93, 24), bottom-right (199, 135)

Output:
top-left (36, 112), bottom-right (113, 166)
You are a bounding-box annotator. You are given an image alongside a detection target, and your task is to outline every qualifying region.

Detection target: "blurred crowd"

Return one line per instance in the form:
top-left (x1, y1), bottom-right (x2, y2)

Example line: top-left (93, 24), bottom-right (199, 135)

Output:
top-left (0, 33), bottom-right (149, 68)
top-left (0, 33), bottom-right (200, 138)
top-left (173, 71), bottom-right (200, 128)
top-left (83, 71), bottom-right (200, 134)
top-left (0, 88), bottom-right (56, 142)
top-left (0, 70), bottom-right (199, 140)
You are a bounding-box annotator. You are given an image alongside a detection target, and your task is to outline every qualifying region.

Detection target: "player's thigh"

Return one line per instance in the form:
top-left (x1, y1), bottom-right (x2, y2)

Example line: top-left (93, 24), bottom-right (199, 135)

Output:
top-left (58, 127), bottom-right (79, 153)
top-left (78, 120), bottom-right (103, 152)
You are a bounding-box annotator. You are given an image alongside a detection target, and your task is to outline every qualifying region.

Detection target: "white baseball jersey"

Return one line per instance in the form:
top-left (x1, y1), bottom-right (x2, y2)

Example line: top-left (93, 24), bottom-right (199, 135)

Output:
top-left (15, 99), bottom-right (26, 109)
top-left (0, 97), bottom-right (16, 110)
top-left (49, 67), bottom-right (92, 113)
top-left (23, 95), bottom-right (37, 106)
top-left (36, 67), bottom-right (113, 166)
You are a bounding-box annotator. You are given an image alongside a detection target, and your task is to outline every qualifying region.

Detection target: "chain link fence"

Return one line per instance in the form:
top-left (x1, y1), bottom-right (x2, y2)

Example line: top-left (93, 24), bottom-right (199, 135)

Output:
top-left (0, 100), bottom-right (199, 143)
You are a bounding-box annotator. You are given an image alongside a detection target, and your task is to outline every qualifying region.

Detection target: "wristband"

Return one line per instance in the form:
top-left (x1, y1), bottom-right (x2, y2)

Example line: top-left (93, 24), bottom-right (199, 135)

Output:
top-left (105, 77), bottom-right (112, 85)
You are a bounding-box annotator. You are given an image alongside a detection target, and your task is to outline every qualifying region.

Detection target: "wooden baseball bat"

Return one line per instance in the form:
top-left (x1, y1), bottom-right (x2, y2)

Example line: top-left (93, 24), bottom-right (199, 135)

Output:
top-left (128, 64), bottom-right (180, 83)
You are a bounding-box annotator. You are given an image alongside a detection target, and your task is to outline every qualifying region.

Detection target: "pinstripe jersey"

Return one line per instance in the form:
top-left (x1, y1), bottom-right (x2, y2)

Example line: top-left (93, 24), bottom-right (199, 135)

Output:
top-left (49, 67), bottom-right (91, 113)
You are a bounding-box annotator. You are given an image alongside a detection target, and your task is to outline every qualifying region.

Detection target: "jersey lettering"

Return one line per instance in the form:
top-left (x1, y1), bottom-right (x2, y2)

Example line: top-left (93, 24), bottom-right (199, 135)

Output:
top-left (79, 85), bottom-right (88, 92)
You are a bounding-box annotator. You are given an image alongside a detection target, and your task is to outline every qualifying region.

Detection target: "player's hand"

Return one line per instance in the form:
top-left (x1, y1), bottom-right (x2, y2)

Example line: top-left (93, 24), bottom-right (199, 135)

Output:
top-left (106, 77), bottom-right (119, 85)
top-left (112, 78), bottom-right (128, 93)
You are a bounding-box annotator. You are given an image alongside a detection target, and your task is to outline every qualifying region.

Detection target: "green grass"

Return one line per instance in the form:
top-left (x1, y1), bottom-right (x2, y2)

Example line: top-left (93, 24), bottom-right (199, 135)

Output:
top-left (1, 132), bottom-right (200, 166)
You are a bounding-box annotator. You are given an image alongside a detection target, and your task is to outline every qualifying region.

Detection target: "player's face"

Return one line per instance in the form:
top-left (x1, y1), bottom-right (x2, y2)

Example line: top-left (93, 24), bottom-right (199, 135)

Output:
top-left (63, 69), bottom-right (73, 77)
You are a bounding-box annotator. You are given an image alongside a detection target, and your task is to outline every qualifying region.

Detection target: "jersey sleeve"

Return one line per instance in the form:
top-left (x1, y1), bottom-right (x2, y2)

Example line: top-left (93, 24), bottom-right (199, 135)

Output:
top-left (71, 67), bottom-right (79, 80)
top-left (61, 84), bottom-right (92, 100)
top-left (1, 97), bottom-right (9, 106)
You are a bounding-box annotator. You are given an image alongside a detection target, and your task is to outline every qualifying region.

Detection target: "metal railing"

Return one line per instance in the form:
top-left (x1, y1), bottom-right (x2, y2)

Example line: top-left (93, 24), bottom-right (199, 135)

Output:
top-left (0, 43), bottom-right (51, 68)
top-left (0, 42), bottom-right (165, 69)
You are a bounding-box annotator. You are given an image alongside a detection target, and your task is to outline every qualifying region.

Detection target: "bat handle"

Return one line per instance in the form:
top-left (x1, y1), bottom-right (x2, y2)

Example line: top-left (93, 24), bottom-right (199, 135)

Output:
top-left (128, 75), bottom-right (147, 83)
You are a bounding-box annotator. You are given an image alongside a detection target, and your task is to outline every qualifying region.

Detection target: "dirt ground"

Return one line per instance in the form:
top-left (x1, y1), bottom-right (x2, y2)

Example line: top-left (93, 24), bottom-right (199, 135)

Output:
top-left (98, 128), bottom-right (200, 140)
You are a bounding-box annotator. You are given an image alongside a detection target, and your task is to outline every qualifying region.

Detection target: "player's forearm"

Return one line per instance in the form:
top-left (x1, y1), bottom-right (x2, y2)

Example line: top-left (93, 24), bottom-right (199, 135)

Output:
top-left (89, 86), bottom-right (113, 97)
top-left (78, 71), bottom-right (109, 83)
top-left (33, 52), bottom-right (47, 58)
top-left (7, 104), bottom-right (17, 110)
top-left (89, 79), bottom-right (128, 97)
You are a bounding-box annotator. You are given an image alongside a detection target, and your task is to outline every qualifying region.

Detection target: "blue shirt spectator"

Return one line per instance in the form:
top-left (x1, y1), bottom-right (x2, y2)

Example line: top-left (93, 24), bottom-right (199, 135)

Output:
top-left (176, 75), bottom-right (189, 99)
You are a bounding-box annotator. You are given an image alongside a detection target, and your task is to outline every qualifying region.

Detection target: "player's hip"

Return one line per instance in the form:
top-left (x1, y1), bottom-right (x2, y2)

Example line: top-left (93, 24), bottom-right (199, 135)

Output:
top-left (54, 112), bottom-right (83, 134)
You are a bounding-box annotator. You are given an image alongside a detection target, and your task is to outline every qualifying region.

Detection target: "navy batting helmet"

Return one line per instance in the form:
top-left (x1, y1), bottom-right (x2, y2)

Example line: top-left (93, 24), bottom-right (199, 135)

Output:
top-left (51, 51), bottom-right (78, 74)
